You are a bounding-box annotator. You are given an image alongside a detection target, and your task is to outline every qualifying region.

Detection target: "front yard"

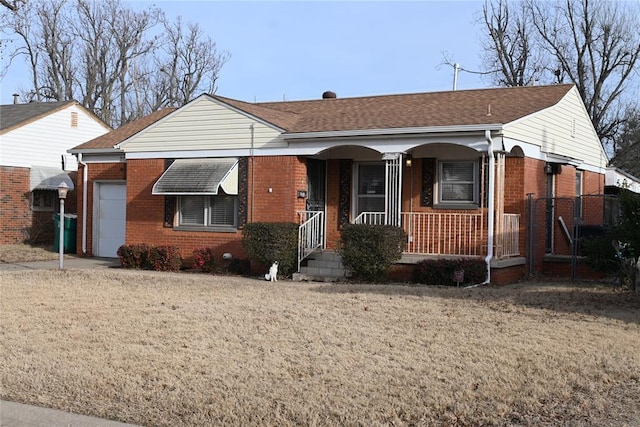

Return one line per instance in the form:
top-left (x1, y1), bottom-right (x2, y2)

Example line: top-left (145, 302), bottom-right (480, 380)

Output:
top-left (1, 269), bottom-right (639, 426)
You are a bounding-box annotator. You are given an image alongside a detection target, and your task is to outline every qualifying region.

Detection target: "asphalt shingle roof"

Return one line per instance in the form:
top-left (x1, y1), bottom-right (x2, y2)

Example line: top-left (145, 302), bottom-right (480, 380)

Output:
top-left (0, 101), bottom-right (75, 133)
top-left (70, 84), bottom-right (576, 152)
top-left (214, 84), bottom-right (574, 133)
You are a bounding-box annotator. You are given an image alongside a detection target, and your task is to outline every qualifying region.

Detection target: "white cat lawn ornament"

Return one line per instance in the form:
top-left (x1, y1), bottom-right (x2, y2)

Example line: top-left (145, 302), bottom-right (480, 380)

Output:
top-left (265, 261), bottom-right (279, 282)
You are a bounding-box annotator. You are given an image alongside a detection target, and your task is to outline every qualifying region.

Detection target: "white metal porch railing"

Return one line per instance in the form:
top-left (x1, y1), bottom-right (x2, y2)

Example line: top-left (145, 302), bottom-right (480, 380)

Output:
top-left (297, 211), bottom-right (324, 271)
top-left (353, 211), bottom-right (386, 225)
top-left (349, 211), bottom-right (519, 259)
top-left (401, 212), bottom-right (486, 256)
top-left (497, 213), bottom-right (520, 257)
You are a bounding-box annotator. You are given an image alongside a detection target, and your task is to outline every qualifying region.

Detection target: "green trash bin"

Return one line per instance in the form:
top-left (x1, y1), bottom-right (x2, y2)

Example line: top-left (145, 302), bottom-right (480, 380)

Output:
top-left (53, 214), bottom-right (77, 253)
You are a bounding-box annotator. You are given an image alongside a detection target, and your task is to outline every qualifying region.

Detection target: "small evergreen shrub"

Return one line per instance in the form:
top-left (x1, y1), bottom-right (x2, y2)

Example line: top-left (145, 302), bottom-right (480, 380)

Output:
top-left (150, 245), bottom-right (183, 272)
top-left (412, 258), bottom-right (487, 286)
top-left (117, 244), bottom-right (182, 271)
top-left (192, 247), bottom-right (215, 272)
top-left (117, 243), bottom-right (152, 269)
top-left (580, 236), bottom-right (618, 274)
top-left (242, 222), bottom-right (299, 277)
top-left (337, 224), bottom-right (406, 282)
top-left (226, 258), bottom-right (251, 276)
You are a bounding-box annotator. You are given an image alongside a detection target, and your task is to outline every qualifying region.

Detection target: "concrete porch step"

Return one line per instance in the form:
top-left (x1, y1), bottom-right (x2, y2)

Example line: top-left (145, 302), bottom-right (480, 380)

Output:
top-left (293, 250), bottom-right (351, 282)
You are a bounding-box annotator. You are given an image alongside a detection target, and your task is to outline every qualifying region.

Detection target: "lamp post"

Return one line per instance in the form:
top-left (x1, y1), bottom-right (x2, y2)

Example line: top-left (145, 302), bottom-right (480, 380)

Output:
top-left (57, 182), bottom-right (69, 270)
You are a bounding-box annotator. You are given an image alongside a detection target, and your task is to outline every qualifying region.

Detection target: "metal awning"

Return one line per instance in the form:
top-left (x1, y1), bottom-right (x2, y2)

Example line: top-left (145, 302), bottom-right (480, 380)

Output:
top-left (152, 158), bottom-right (239, 195)
top-left (30, 166), bottom-right (75, 191)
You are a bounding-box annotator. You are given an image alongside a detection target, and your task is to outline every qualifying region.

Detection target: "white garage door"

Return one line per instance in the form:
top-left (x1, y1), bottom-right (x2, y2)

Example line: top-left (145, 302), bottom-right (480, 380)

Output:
top-left (95, 182), bottom-right (126, 257)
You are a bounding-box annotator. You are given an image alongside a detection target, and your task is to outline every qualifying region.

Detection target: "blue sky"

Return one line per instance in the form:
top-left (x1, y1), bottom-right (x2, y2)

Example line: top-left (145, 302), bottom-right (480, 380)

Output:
top-left (1, 1), bottom-right (489, 105)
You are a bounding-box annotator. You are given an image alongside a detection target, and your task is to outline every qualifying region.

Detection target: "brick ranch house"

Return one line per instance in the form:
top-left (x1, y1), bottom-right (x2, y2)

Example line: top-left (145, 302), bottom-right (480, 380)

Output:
top-left (1, 100), bottom-right (110, 244)
top-left (69, 84), bottom-right (611, 284)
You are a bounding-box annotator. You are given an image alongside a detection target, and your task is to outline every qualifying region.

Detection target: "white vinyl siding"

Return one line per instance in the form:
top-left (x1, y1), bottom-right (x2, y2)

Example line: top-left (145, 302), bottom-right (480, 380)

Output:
top-left (503, 87), bottom-right (607, 169)
top-left (120, 96), bottom-right (285, 153)
top-left (0, 104), bottom-right (109, 170)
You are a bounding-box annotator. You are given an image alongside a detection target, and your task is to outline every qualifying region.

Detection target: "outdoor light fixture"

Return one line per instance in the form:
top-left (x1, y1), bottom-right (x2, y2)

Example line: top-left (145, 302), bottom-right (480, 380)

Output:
top-left (405, 154), bottom-right (413, 167)
top-left (57, 182), bottom-right (69, 270)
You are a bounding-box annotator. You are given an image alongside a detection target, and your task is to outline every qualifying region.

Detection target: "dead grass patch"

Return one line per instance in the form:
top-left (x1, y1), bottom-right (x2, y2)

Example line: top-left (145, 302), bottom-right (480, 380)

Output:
top-left (0, 244), bottom-right (61, 263)
top-left (1, 270), bottom-right (639, 426)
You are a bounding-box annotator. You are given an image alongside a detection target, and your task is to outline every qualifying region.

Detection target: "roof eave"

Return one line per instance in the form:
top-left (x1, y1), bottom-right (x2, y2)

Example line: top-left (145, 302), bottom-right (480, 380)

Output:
top-left (67, 147), bottom-right (121, 155)
top-left (282, 124), bottom-right (504, 140)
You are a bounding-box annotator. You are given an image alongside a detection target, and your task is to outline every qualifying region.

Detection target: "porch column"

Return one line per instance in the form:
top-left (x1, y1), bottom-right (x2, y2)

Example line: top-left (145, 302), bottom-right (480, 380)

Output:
top-left (382, 153), bottom-right (403, 227)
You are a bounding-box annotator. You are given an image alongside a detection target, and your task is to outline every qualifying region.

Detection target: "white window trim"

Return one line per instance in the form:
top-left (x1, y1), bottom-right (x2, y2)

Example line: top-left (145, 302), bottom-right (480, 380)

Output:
top-left (353, 161), bottom-right (386, 217)
top-left (437, 160), bottom-right (479, 206)
top-left (177, 195), bottom-right (238, 231)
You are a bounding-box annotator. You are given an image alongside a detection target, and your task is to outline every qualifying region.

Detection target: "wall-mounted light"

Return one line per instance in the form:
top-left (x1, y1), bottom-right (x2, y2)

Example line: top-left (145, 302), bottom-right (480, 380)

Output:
top-left (297, 190), bottom-right (308, 198)
top-left (544, 162), bottom-right (553, 175)
top-left (405, 154), bottom-right (413, 168)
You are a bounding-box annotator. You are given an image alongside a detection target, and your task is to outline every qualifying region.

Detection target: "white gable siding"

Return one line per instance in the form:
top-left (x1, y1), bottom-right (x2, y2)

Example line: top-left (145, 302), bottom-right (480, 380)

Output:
top-left (503, 88), bottom-right (607, 169)
top-left (120, 96), bottom-right (285, 153)
top-left (0, 104), bottom-right (109, 170)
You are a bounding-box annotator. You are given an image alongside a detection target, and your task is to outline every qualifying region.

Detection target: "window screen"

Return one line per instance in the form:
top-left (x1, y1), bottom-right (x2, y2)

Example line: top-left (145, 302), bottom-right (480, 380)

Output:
top-left (439, 161), bottom-right (477, 203)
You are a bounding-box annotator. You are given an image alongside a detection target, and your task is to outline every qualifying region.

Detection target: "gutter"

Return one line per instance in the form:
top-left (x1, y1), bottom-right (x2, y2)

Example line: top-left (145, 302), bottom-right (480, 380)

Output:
top-left (282, 124), bottom-right (504, 140)
top-left (78, 153), bottom-right (88, 254)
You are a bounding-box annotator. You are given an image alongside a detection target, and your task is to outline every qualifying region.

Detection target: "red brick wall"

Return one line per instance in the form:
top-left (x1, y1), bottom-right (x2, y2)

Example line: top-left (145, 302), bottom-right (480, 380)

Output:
top-left (75, 162), bottom-right (126, 255)
top-left (1, 166), bottom-right (31, 244)
top-left (110, 156), bottom-right (307, 264)
top-left (1, 166), bottom-right (78, 245)
top-left (248, 156), bottom-right (307, 223)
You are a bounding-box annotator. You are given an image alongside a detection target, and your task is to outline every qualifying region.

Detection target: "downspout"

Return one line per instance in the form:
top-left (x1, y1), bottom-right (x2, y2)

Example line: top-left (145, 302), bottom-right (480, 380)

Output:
top-left (250, 123), bottom-right (255, 222)
top-left (78, 153), bottom-right (88, 254)
top-left (483, 129), bottom-right (495, 285)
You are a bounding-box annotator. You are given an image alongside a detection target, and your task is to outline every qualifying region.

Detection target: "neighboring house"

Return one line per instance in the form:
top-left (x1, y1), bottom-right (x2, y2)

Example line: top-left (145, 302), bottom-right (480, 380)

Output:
top-left (606, 142), bottom-right (640, 194)
top-left (0, 100), bottom-right (110, 244)
top-left (70, 84), bottom-right (611, 283)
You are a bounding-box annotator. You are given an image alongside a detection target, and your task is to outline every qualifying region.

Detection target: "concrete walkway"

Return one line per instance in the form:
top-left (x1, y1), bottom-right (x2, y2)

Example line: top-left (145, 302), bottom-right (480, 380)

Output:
top-left (1, 257), bottom-right (136, 426)
top-left (0, 400), bottom-right (138, 426)
top-left (0, 256), bottom-right (120, 271)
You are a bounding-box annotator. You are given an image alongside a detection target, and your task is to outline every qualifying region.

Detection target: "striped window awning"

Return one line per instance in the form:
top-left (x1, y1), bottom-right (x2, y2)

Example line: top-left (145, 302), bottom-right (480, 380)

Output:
top-left (152, 158), bottom-right (238, 195)
top-left (30, 166), bottom-right (75, 191)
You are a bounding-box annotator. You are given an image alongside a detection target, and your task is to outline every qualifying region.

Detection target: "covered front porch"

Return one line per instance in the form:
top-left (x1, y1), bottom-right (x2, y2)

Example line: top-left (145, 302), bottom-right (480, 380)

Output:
top-left (296, 142), bottom-right (523, 276)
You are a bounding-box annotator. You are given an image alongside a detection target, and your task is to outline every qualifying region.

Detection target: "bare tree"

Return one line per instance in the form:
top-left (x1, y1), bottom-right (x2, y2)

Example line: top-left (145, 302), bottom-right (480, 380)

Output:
top-left (480, 0), bottom-right (640, 151)
top-left (0, 0), bottom-right (24, 12)
top-left (3, 0), bottom-right (229, 127)
top-left (127, 17), bottom-right (229, 117)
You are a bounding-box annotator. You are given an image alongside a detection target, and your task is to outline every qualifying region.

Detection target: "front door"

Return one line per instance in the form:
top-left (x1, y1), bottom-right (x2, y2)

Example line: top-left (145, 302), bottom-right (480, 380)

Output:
top-left (306, 158), bottom-right (326, 213)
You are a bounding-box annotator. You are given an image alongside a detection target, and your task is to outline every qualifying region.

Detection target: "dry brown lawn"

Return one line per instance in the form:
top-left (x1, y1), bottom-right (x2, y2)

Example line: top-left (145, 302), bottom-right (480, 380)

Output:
top-left (1, 269), bottom-right (639, 426)
top-left (0, 244), bottom-right (61, 263)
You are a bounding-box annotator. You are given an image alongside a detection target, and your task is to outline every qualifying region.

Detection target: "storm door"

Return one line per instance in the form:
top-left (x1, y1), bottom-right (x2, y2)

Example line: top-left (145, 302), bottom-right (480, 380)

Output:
top-left (306, 158), bottom-right (326, 213)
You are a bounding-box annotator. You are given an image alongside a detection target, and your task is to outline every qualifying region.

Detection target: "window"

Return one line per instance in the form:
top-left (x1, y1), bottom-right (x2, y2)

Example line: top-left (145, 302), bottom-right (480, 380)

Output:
top-left (355, 162), bottom-right (385, 215)
top-left (32, 190), bottom-right (56, 212)
top-left (178, 194), bottom-right (237, 229)
top-left (438, 161), bottom-right (478, 204)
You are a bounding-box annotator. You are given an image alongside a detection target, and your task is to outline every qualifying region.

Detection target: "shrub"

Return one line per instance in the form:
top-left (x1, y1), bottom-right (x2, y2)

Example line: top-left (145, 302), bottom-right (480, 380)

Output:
top-left (149, 245), bottom-right (183, 272)
top-left (192, 247), bottom-right (215, 273)
top-left (242, 222), bottom-right (299, 277)
top-left (412, 258), bottom-right (487, 286)
top-left (117, 243), bottom-right (152, 269)
top-left (226, 258), bottom-right (251, 275)
top-left (337, 224), bottom-right (406, 282)
top-left (580, 236), bottom-right (618, 274)
top-left (117, 244), bottom-right (182, 271)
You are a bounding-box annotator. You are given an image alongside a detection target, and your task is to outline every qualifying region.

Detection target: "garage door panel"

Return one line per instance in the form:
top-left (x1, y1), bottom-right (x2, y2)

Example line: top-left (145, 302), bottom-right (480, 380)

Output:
top-left (95, 183), bottom-right (126, 257)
